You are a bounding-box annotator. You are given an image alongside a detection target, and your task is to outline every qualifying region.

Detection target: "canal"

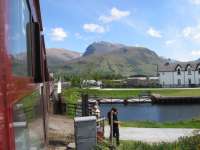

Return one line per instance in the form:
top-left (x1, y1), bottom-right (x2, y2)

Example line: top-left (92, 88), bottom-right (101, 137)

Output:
top-left (100, 103), bottom-right (200, 122)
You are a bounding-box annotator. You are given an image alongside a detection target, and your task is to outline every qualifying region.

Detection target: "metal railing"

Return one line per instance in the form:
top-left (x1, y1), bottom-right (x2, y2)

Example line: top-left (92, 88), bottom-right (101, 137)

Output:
top-left (66, 102), bottom-right (82, 117)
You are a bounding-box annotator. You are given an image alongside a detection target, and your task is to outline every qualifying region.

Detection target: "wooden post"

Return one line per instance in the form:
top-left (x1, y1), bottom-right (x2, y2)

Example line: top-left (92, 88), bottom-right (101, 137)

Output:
top-left (109, 111), bottom-right (115, 150)
top-left (103, 119), bottom-right (105, 137)
top-left (111, 111), bottom-right (113, 146)
top-left (81, 94), bottom-right (89, 116)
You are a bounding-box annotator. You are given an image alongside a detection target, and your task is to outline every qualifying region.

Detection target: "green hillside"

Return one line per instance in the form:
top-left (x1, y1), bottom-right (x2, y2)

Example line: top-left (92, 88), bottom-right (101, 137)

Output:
top-left (62, 42), bottom-right (165, 76)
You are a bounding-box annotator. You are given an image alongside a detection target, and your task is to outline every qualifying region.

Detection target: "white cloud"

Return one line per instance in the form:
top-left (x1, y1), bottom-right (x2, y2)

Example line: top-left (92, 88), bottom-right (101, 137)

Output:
top-left (182, 27), bottom-right (193, 37)
top-left (147, 27), bottom-right (162, 38)
top-left (165, 40), bottom-right (175, 45)
top-left (182, 25), bottom-right (200, 42)
top-left (191, 50), bottom-right (200, 56)
top-left (99, 7), bottom-right (130, 23)
top-left (83, 23), bottom-right (106, 33)
top-left (190, 0), bottom-right (200, 5)
top-left (50, 27), bottom-right (67, 41)
top-left (75, 33), bottom-right (82, 39)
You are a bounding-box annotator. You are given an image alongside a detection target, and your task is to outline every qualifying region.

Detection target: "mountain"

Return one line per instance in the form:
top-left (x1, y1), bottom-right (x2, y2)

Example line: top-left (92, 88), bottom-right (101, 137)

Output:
top-left (83, 41), bottom-right (124, 56)
top-left (46, 48), bottom-right (81, 70)
top-left (62, 41), bottom-right (166, 76)
top-left (11, 48), bottom-right (81, 74)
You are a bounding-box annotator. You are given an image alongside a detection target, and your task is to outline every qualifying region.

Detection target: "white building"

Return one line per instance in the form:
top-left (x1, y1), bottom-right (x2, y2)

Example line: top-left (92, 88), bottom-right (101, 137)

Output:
top-left (159, 62), bottom-right (200, 87)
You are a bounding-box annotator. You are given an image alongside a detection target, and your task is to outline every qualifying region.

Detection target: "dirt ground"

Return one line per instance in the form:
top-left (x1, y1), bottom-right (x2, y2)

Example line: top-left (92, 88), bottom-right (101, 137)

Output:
top-left (48, 114), bottom-right (74, 149)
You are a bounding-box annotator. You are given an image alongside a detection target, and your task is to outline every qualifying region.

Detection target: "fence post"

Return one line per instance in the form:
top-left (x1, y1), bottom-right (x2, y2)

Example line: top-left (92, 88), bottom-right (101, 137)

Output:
top-left (81, 94), bottom-right (89, 116)
top-left (109, 111), bottom-right (115, 150)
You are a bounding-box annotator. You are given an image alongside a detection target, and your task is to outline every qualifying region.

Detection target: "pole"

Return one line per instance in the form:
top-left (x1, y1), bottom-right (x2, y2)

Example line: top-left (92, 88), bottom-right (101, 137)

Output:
top-left (109, 111), bottom-right (115, 150)
top-left (111, 111), bottom-right (113, 146)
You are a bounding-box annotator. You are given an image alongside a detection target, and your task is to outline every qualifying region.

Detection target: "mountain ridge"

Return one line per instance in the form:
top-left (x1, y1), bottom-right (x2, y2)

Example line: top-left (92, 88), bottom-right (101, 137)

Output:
top-left (12, 41), bottom-right (200, 76)
top-left (62, 41), bottom-right (166, 76)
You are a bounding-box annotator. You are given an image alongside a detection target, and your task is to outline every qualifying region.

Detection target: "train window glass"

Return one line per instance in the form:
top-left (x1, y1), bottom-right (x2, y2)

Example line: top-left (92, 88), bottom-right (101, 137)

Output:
top-left (8, 0), bottom-right (31, 76)
top-left (13, 91), bottom-right (45, 150)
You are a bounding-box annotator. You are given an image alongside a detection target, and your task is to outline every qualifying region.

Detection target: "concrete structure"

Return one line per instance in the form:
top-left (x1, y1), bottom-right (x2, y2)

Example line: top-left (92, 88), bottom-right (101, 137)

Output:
top-left (74, 116), bottom-right (96, 150)
top-left (126, 75), bottom-right (159, 87)
top-left (159, 62), bottom-right (200, 87)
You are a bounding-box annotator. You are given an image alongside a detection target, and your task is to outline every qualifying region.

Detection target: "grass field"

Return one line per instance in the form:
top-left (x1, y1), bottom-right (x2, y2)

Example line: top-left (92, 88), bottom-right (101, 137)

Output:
top-left (63, 88), bottom-right (200, 103)
top-left (121, 118), bottom-right (200, 128)
top-left (62, 88), bottom-right (200, 118)
top-left (20, 91), bottom-right (40, 122)
top-left (96, 135), bottom-right (200, 150)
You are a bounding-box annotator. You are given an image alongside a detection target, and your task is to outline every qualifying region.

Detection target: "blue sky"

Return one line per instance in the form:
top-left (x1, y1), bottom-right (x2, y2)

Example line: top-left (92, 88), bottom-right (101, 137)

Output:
top-left (40, 0), bottom-right (200, 61)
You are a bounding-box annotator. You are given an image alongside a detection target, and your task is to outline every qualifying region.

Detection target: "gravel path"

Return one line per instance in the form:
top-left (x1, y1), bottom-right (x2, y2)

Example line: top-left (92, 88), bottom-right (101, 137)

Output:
top-left (48, 114), bottom-right (74, 148)
top-left (105, 126), bottom-right (200, 143)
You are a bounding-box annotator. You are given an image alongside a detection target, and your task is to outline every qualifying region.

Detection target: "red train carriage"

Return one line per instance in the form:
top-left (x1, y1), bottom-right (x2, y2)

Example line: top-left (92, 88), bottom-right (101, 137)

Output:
top-left (0, 0), bottom-right (49, 149)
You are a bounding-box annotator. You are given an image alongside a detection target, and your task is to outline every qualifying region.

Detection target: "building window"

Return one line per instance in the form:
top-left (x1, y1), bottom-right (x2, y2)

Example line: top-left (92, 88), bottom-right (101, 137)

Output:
top-left (188, 79), bottom-right (191, 85)
top-left (178, 79), bottom-right (181, 85)
top-left (177, 68), bottom-right (181, 75)
top-left (188, 67), bottom-right (192, 75)
top-left (198, 68), bottom-right (200, 74)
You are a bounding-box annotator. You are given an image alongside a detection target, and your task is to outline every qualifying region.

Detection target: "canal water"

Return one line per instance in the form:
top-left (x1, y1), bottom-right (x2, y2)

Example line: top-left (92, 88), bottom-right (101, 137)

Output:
top-left (100, 103), bottom-right (200, 122)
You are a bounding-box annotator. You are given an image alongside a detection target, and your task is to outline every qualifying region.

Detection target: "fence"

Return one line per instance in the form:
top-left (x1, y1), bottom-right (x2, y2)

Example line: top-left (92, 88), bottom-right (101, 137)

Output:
top-left (66, 102), bottom-right (82, 117)
top-left (20, 104), bottom-right (42, 123)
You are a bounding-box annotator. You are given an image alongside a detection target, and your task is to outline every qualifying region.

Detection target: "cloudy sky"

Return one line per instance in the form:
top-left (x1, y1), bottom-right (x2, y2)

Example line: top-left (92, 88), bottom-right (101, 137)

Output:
top-left (40, 0), bottom-right (200, 61)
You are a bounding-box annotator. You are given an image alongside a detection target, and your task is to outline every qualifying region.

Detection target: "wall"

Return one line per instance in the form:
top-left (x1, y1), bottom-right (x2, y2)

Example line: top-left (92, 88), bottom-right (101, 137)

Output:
top-left (159, 70), bottom-right (200, 87)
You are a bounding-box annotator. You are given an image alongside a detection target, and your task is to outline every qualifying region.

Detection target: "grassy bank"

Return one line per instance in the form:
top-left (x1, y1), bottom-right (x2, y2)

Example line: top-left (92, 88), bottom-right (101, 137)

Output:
top-left (62, 88), bottom-right (81, 103)
top-left (62, 88), bottom-right (200, 103)
top-left (96, 135), bottom-right (200, 150)
top-left (152, 88), bottom-right (200, 97)
top-left (97, 135), bottom-right (200, 150)
top-left (118, 135), bottom-right (200, 150)
top-left (121, 118), bottom-right (200, 128)
top-left (62, 88), bottom-right (200, 117)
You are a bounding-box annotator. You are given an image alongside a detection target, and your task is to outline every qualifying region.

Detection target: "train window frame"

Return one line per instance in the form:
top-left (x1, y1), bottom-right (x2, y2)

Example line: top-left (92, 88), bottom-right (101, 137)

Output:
top-left (31, 22), bottom-right (43, 83)
top-left (26, 0), bottom-right (33, 77)
top-left (8, 0), bottom-right (33, 77)
top-left (26, 1), bottom-right (43, 81)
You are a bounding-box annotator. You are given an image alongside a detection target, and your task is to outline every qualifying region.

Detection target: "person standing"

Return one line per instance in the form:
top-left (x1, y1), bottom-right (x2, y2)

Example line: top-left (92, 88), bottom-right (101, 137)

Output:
top-left (107, 107), bottom-right (120, 146)
top-left (92, 104), bottom-right (100, 119)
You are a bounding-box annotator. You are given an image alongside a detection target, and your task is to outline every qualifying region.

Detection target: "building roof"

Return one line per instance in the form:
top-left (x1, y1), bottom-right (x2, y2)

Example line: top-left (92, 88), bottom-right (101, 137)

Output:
top-left (159, 62), bottom-right (200, 72)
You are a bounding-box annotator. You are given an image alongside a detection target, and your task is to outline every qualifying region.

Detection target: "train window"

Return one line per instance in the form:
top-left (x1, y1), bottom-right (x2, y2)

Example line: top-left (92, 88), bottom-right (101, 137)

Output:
top-left (13, 90), bottom-right (45, 150)
top-left (8, 0), bottom-right (32, 76)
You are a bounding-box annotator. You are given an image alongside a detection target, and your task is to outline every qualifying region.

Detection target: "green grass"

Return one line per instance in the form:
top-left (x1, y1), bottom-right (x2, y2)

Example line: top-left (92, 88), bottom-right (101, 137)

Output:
top-left (82, 89), bottom-right (142, 98)
top-left (62, 88), bottom-right (82, 103)
top-left (20, 91), bottom-right (40, 122)
top-left (152, 89), bottom-right (200, 97)
top-left (96, 135), bottom-right (200, 150)
top-left (62, 88), bottom-right (200, 103)
top-left (121, 118), bottom-right (200, 128)
top-left (62, 88), bottom-right (200, 117)
top-left (118, 135), bottom-right (200, 150)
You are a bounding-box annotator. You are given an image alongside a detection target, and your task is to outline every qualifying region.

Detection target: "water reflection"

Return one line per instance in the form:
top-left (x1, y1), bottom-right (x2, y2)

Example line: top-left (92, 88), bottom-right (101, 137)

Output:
top-left (8, 0), bottom-right (31, 76)
top-left (13, 91), bottom-right (44, 150)
top-left (100, 103), bottom-right (200, 122)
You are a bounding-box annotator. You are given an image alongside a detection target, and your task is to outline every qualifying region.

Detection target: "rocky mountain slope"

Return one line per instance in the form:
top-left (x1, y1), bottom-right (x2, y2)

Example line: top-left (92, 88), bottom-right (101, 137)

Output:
top-left (62, 41), bottom-right (166, 76)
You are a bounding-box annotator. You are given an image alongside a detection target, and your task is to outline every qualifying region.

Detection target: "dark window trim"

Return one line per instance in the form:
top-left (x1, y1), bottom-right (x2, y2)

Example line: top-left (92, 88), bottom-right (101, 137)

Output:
top-left (187, 68), bottom-right (192, 75)
top-left (177, 68), bottom-right (181, 75)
